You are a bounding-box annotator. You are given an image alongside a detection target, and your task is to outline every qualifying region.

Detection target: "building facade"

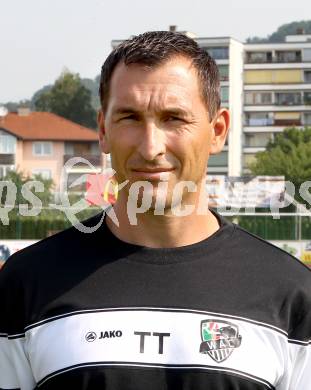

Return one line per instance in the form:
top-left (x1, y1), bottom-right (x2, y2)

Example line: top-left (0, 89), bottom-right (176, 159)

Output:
top-left (0, 109), bottom-right (103, 193)
top-left (243, 34), bottom-right (311, 172)
top-left (195, 37), bottom-right (244, 176)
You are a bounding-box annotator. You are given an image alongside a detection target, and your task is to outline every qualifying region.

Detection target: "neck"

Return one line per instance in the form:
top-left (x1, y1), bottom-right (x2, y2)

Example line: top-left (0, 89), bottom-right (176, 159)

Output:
top-left (105, 183), bottom-right (219, 248)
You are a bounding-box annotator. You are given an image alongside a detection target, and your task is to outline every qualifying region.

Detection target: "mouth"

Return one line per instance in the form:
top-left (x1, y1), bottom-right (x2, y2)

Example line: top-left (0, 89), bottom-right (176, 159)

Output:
top-left (131, 168), bottom-right (175, 180)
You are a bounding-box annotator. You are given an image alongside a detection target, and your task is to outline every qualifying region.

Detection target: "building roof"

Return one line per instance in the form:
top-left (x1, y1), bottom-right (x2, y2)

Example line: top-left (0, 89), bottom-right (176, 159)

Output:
top-left (0, 112), bottom-right (98, 141)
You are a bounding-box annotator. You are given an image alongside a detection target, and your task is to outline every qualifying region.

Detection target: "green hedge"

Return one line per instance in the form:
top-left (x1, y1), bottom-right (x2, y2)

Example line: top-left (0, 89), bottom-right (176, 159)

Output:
top-left (228, 216), bottom-right (311, 240)
top-left (0, 208), bottom-right (102, 239)
top-left (1, 210), bottom-right (311, 241)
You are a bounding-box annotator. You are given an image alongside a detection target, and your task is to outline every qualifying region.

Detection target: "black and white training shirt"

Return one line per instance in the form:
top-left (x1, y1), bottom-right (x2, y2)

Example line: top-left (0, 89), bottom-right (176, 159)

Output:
top-left (0, 212), bottom-right (310, 389)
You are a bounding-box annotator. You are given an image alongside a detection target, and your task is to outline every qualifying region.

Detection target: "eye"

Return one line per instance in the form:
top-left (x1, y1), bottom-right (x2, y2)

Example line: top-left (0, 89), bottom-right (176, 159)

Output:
top-left (118, 114), bottom-right (139, 122)
top-left (166, 116), bottom-right (184, 122)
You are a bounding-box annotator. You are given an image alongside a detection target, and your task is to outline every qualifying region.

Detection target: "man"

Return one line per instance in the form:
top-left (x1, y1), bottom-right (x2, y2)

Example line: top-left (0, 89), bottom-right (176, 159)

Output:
top-left (0, 31), bottom-right (310, 390)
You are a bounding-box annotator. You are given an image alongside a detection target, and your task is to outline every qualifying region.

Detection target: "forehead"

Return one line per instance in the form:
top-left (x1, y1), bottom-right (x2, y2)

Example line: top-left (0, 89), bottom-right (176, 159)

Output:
top-left (107, 57), bottom-right (202, 110)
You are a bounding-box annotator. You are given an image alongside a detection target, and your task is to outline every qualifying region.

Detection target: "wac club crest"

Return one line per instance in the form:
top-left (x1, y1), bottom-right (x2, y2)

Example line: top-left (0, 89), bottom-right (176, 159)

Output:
top-left (199, 320), bottom-right (242, 363)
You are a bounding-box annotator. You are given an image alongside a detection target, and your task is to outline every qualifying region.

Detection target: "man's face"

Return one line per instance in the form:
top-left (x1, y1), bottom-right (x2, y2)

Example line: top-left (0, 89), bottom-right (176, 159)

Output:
top-left (99, 56), bottom-right (229, 210)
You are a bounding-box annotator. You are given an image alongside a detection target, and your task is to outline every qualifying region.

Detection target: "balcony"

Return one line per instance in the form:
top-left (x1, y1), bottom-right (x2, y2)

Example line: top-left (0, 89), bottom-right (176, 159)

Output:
top-left (246, 54), bottom-right (272, 64)
top-left (276, 51), bottom-right (302, 63)
top-left (245, 51), bottom-right (302, 64)
top-left (303, 92), bottom-right (311, 105)
top-left (0, 154), bottom-right (15, 165)
top-left (63, 154), bottom-right (102, 167)
top-left (244, 133), bottom-right (274, 148)
top-left (274, 119), bottom-right (302, 126)
top-left (275, 99), bottom-right (302, 106)
top-left (245, 118), bottom-right (274, 126)
top-left (245, 119), bottom-right (302, 127)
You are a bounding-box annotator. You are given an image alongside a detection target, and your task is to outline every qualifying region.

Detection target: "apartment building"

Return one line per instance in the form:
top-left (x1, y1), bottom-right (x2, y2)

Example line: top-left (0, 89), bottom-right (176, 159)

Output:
top-left (0, 109), bottom-right (103, 192)
top-left (243, 34), bottom-right (311, 172)
top-left (195, 37), bottom-right (244, 176)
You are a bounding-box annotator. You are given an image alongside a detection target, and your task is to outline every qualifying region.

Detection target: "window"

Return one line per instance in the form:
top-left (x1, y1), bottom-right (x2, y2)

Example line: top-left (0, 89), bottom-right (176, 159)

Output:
top-left (208, 151), bottom-right (228, 167)
top-left (276, 51), bottom-right (301, 63)
top-left (304, 113), bottom-right (311, 125)
top-left (304, 92), bottom-right (311, 105)
top-left (244, 93), bottom-right (253, 105)
top-left (33, 142), bottom-right (53, 156)
top-left (32, 169), bottom-right (52, 180)
top-left (304, 71), bottom-right (311, 83)
top-left (246, 51), bottom-right (272, 64)
top-left (275, 92), bottom-right (302, 106)
top-left (203, 47), bottom-right (229, 60)
top-left (244, 133), bottom-right (274, 148)
top-left (244, 92), bottom-right (272, 105)
top-left (218, 65), bottom-right (229, 81)
top-left (0, 131), bottom-right (16, 154)
top-left (245, 113), bottom-right (274, 126)
top-left (303, 49), bottom-right (311, 62)
top-left (221, 86), bottom-right (229, 103)
top-left (245, 70), bottom-right (302, 84)
top-left (90, 142), bottom-right (99, 156)
top-left (64, 142), bottom-right (74, 155)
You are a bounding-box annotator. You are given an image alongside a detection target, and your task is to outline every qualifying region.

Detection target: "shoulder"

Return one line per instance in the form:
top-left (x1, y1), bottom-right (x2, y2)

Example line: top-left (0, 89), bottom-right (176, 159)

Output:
top-left (0, 211), bottom-right (106, 283)
top-left (0, 212), bottom-right (110, 333)
top-left (231, 222), bottom-right (311, 275)
top-left (226, 223), bottom-right (311, 339)
top-left (222, 220), bottom-right (311, 301)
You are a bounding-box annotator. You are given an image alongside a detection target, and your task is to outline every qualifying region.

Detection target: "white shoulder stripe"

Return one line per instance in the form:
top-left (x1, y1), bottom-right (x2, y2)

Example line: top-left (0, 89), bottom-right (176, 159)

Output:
top-left (288, 338), bottom-right (311, 346)
top-left (24, 306), bottom-right (289, 337)
top-left (0, 332), bottom-right (25, 339)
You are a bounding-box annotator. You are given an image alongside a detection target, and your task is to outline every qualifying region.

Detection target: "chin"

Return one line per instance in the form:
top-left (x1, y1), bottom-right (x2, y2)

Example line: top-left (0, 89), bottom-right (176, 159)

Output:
top-left (126, 186), bottom-right (172, 215)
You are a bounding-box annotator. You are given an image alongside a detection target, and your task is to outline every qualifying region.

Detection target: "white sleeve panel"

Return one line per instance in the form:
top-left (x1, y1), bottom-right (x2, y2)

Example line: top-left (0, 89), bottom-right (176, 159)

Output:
top-left (0, 337), bottom-right (36, 390)
top-left (277, 343), bottom-right (311, 389)
top-left (288, 344), bottom-right (311, 390)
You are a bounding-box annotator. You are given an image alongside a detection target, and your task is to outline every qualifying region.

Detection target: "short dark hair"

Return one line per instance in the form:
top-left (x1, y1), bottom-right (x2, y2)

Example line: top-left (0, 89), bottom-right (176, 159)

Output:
top-left (99, 31), bottom-right (221, 119)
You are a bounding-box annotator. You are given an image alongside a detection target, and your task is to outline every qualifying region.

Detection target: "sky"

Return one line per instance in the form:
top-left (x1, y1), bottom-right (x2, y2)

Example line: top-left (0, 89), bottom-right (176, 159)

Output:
top-left (0, 0), bottom-right (310, 103)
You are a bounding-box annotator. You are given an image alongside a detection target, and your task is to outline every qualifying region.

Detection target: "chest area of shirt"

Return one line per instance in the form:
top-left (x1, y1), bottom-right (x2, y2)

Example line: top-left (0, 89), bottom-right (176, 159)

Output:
top-left (25, 308), bottom-right (286, 389)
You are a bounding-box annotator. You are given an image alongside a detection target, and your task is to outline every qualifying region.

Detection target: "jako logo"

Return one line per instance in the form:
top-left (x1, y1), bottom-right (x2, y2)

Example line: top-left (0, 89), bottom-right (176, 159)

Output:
top-left (85, 332), bottom-right (97, 342)
top-left (99, 330), bottom-right (122, 339)
top-left (85, 330), bottom-right (122, 342)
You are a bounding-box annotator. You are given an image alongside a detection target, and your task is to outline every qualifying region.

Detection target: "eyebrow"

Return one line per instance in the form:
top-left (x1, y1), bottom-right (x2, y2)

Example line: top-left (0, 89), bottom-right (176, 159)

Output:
top-left (112, 107), bottom-right (140, 116)
top-left (112, 106), bottom-right (190, 117)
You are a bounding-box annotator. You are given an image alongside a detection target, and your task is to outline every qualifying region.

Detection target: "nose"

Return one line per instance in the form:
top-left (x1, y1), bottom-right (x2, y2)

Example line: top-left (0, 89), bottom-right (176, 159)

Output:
top-left (137, 122), bottom-right (166, 161)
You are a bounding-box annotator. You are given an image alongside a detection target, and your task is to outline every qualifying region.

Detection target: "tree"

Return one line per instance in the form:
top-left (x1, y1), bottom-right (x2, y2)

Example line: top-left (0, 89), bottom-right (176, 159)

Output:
top-left (81, 76), bottom-right (100, 111)
top-left (31, 84), bottom-right (52, 110)
top-left (249, 127), bottom-right (311, 204)
top-left (1, 100), bottom-right (31, 112)
top-left (1, 170), bottom-right (54, 207)
top-left (247, 20), bottom-right (311, 43)
top-left (34, 71), bottom-right (97, 129)
top-left (269, 20), bottom-right (311, 43)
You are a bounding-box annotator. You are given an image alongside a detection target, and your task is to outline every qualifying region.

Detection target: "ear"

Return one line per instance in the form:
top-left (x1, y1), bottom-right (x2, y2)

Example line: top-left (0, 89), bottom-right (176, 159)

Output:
top-left (209, 108), bottom-right (230, 155)
top-left (98, 109), bottom-right (110, 154)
